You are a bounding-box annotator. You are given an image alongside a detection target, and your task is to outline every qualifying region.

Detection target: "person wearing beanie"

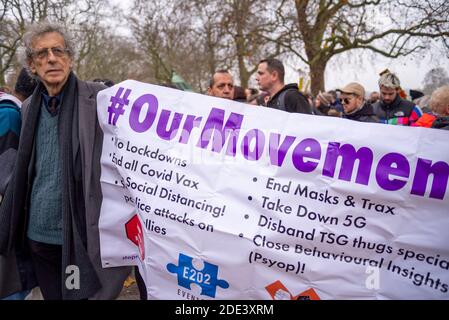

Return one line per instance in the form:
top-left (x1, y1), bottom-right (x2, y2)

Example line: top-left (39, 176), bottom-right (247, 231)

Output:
top-left (314, 91), bottom-right (333, 115)
top-left (373, 70), bottom-right (422, 126)
top-left (338, 82), bottom-right (379, 123)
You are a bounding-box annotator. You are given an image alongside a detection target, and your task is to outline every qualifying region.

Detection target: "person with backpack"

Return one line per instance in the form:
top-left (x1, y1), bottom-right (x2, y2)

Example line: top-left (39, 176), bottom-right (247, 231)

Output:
top-left (0, 68), bottom-right (37, 300)
top-left (256, 58), bottom-right (312, 114)
top-left (0, 68), bottom-right (36, 204)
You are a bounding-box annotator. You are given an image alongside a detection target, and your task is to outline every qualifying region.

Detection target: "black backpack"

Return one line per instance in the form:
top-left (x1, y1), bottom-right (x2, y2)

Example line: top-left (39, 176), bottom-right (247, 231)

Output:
top-left (273, 87), bottom-right (309, 113)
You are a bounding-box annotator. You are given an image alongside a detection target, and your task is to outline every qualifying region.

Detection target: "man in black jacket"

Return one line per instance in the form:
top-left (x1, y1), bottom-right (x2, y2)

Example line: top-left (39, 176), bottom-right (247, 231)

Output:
top-left (338, 82), bottom-right (379, 123)
top-left (256, 58), bottom-right (312, 114)
top-left (372, 70), bottom-right (422, 126)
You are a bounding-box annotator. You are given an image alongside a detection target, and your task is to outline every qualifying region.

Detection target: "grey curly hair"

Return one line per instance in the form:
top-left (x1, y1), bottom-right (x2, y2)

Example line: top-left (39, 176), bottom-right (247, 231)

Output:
top-left (21, 22), bottom-right (75, 75)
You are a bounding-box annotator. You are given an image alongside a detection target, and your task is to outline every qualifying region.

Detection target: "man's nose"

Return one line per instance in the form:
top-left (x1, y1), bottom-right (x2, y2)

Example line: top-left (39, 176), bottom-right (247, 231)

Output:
top-left (47, 49), bottom-right (57, 62)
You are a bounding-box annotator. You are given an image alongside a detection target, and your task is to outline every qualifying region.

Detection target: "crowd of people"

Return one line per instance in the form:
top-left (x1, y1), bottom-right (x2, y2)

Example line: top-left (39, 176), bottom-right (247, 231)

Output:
top-left (206, 60), bottom-right (449, 130)
top-left (0, 21), bottom-right (448, 301)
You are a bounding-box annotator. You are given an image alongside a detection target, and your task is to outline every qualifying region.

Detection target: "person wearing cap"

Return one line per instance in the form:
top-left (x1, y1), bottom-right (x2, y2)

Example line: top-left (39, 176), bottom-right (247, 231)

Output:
top-left (372, 70), bottom-right (422, 126)
top-left (338, 82), bottom-right (379, 123)
top-left (314, 91), bottom-right (333, 116)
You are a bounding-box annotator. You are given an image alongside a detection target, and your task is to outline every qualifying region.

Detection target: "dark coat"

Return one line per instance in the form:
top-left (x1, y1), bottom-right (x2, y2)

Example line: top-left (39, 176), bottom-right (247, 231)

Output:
top-left (431, 116), bottom-right (449, 130)
top-left (373, 95), bottom-right (421, 125)
top-left (267, 84), bottom-right (312, 114)
top-left (0, 96), bottom-right (26, 299)
top-left (0, 79), bottom-right (130, 299)
top-left (344, 102), bottom-right (379, 123)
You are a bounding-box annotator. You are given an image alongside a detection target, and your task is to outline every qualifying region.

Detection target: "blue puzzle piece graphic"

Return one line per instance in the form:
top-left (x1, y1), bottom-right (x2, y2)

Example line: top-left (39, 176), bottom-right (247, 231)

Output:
top-left (167, 253), bottom-right (229, 298)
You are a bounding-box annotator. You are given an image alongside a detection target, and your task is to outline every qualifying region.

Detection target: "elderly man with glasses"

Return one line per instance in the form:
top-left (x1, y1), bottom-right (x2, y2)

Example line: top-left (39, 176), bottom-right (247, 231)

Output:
top-left (0, 22), bottom-right (130, 300)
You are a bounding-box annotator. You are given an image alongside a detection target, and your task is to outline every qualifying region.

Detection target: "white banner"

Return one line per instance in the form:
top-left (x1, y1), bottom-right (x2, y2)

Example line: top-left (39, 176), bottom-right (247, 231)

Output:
top-left (97, 80), bottom-right (449, 300)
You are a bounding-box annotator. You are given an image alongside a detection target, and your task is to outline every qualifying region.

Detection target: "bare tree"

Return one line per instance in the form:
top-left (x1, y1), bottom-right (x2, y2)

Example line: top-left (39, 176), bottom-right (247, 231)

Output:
top-left (74, 28), bottom-right (144, 84)
top-left (129, 0), bottom-right (196, 85)
top-left (0, 0), bottom-right (50, 85)
top-left (275, 0), bottom-right (449, 94)
top-left (0, 0), bottom-right (114, 85)
top-left (422, 67), bottom-right (449, 95)
top-left (221, 0), bottom-right (283, 88)
top-left (186, 0), bottom-right (232, 90)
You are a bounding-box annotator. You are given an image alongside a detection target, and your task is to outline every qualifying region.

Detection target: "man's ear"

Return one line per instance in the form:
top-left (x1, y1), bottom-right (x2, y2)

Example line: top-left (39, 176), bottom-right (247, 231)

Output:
top-left (358, 95), bottom-right (364, 105)
top-left (29, 60), bottom-right (36, 74)
top-left (207, 87), bottom-right (213, 96)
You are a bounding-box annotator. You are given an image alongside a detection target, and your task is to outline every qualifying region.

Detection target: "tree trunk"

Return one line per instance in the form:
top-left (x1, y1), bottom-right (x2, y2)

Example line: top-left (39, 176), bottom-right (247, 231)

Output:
top-left (238, 55), bottom-right (249, 89)
top-left (0, 57), bottom-right (5, 87)
top-left (234, 18), bottom-right (248, 87)
top-left (309, 61), bottom-right (326, 95)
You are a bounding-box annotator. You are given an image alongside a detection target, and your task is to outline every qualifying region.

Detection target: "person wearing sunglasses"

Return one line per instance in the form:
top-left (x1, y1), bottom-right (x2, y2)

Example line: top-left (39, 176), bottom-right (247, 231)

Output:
top-left (338, 82), bottom-right (379, 123)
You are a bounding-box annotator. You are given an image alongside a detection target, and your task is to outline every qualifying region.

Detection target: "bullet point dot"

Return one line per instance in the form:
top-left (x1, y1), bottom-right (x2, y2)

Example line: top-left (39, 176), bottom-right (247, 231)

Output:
top-left (248, 196), bottom-right (253, 201)
top-left (244, 215), bottom-right (249, 219)
top-left (253, 177), bottom-right (257, 182)
top-left (239, 233), bottom-right (244, 238)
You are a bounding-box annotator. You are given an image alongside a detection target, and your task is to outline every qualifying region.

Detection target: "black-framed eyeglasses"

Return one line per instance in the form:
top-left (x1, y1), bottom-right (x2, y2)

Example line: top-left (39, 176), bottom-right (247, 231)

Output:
top-left (30, 47), bottom-right (70, 60)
